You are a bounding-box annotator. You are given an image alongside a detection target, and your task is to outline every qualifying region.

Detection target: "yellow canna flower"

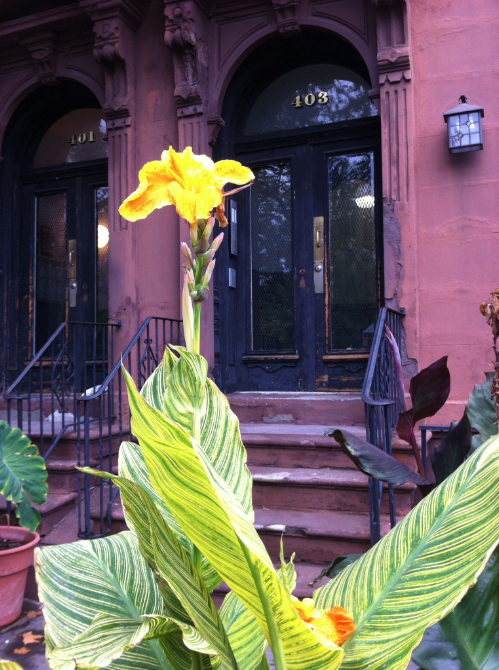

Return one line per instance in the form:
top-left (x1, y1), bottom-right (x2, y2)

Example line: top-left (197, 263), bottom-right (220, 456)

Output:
top-left (119, 146), bottom-right (254, 224)
top-left (292, 597), bottom-right (355, 647)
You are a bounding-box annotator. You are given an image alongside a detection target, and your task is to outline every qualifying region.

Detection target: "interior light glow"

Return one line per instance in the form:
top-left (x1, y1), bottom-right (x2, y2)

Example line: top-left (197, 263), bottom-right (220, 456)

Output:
top-left (355, 195), bottom-right (375, 208)
top-left (98, 224), bottom-right (109, 249)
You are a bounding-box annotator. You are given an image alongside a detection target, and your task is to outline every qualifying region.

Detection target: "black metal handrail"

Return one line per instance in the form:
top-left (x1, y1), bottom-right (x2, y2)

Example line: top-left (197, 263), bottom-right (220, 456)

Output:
top-left (75, 316), bottom-right (182, 538)
top-left (3, 317), bottom-right (182, 539)
top-left (4, 321), bottom-right (122, 460)
top-left (362, 307), bottom-right (405, 544)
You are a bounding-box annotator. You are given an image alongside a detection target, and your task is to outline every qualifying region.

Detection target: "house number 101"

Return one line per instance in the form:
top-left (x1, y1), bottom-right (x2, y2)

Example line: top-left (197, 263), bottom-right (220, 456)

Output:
top-left (68, 131), bottom-right (96, 145)
top-left (292, 92), bottom-right (329, 108)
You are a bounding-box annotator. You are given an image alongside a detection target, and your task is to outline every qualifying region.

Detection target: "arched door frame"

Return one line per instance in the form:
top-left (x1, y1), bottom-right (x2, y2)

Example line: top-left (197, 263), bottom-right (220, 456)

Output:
top-left (0, 82), bottom-right (107, 387)
top-left (213, 31), bottom-right (383, 392)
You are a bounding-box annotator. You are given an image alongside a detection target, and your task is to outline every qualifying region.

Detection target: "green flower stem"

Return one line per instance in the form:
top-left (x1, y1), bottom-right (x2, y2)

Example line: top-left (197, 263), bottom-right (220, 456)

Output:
top-left (239, 539), bottom-right (287, 670)
top-left (193, 302), bottom-right (202, 356)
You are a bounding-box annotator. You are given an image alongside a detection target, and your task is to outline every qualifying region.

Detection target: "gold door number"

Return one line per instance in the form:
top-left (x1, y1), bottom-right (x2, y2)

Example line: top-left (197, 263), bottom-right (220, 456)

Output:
top-left (292, 92), bottom-right (329, 108)
top-left (69, 131), bottom-right (96, 145)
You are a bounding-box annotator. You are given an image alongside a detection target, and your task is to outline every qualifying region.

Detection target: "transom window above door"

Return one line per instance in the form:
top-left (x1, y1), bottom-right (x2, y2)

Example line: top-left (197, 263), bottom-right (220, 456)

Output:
top-left (34, 108), bottom-right (108, 168)
top-left (244, 63), bottom-right (378, 135)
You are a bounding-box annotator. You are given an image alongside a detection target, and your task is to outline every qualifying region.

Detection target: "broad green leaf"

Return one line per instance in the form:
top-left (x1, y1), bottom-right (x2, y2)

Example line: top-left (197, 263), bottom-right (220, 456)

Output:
top-left (124, 366), bottom-right (344, 670)
top-left (140, 348), bottom-right (179, 411)
top-left (49, 614), bottom-right (221, 670)
top-left (314, 435), bottom-right (499, 670)
top-left (430, 409), bottom-right (472, 485)
top-left (83, 466), bottom-right (238, 670)
top-left (36, 531), bottom-right (187, 670)
top-left (119, 440), bottom-right (221, 592)
top-left (0, 420), bottom-right (48, 531)
top-left (0, 663), bottom-right (24, 670)
top-left (467, 372), bottom-right (498, 450)
top-left (412, 547), bottom-right (499, 670)
top-left (326, 429), bottom-right (429, 486)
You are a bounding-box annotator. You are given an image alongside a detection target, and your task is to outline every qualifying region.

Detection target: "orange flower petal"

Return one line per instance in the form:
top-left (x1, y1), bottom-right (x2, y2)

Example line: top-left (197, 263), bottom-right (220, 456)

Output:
top-left (214, 160), bottom-right (255, 187)
top-left (119, 160), bottom-right (176, 221)
top-left (292, 598), bottom-right (355, 647)
top-left (166, 182), bottom-right (198, 224)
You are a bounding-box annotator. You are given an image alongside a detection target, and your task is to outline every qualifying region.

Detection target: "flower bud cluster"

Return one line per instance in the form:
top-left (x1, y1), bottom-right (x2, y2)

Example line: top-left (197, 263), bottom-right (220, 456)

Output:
top-left (183, 226), bottom-right (224, 303)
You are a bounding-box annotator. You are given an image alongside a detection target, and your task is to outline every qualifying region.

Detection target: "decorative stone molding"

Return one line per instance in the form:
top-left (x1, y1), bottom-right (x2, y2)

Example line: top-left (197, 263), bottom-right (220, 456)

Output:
top-left (207, 114), bottom-right (224, 148)
top-left (20, 32), bottom-right (58, 85)
top-left (80, 0), bottom-right (148, 114)
top-left (164, 1), bottom-right (207, 109)
top-left (271, 0), bottom-right (300, 35)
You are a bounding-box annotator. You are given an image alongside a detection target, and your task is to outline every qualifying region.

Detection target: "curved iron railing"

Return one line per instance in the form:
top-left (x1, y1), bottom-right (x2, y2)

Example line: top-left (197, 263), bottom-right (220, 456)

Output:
top-left (361, 307), bottom-right (405, 544)
top-left (4, 317), bottom-right (182, 539)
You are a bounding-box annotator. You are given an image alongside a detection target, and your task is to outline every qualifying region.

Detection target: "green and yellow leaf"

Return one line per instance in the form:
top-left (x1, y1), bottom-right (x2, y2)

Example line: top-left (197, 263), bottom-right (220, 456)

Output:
top-left (48, 614), bottom-right (220, 670)
top-left (36, 531), bottom-right (188, 670)
top-left (119, 440), bottom-right (221, 592)
top-left (314, 435), bottom-right (499, 670)
top-left (124, 366), bottom-right (344, 670)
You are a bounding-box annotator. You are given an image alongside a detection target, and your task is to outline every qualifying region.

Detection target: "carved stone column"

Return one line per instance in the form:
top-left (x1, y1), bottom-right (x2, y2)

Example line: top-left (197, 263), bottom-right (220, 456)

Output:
top-left (373, 0), bottom-right (417, 373)
top-left (164, 1), bottom-right (215, 364)
top-left (164, 0), bottom-right (209, 153)
top-left (81, 0), bottom-right (148, 232)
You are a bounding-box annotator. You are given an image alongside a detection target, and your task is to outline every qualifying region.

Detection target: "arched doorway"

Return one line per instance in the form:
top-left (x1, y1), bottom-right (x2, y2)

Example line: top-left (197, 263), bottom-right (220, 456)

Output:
top-left (0, 82), bottom-right (108, 386)
top-left (215, 32), bottom-right (382, 393)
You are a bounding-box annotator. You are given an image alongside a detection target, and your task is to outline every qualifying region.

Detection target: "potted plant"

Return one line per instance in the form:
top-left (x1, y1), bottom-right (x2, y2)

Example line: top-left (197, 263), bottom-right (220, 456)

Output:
top-left (0, 420), bottom-right (48, 627)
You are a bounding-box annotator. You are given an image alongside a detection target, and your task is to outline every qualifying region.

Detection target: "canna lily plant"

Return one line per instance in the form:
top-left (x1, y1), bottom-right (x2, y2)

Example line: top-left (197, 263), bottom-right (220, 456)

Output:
top-left (35, 147), bottom-right (499, 670)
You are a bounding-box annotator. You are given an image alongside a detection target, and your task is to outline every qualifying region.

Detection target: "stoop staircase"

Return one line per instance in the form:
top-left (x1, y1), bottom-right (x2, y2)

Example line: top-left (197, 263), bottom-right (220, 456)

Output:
top-left (2, 308), bottom-right (422, 601)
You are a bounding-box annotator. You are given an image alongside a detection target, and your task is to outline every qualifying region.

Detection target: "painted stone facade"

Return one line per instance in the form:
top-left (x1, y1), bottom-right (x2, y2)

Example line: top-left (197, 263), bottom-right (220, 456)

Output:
top-left (0, 0), bottom-right (496, 418)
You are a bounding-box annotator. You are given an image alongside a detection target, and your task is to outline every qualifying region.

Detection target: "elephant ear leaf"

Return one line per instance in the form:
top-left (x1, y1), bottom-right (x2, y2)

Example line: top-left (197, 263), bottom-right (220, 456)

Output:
top-left (328, 429), bottom-right (430, 486)
top-left (0, 421), bottom-right (48, 531)
top-left (397, 357), bottom-right (450, 444)
top-left (430, 409), bottom-right (472, 485)
top-left (412, 547), bottom-right (499, 670)
top-left (467, 372), bottom-right (498, 451)
top-left (314, 434), bottom-right (499, 670)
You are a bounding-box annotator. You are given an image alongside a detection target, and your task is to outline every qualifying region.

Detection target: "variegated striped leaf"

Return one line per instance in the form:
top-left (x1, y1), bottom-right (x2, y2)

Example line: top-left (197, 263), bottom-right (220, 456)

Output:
top-left (48, 614), bottom-right (221, 670)
top-left (0, 662), bottom-right (24, 670)
top-left (314, 435), bottom-right (499, 670)
top-left (36, 531), bottom-right (189, 670)
top-left (124, 367), bottom-right (344, 670)
top-left (81, 467), bottom-right (238, 670)
top-left (141, 347), bottom-right (253, 519)
top-left (119, 440), bottom-right (221, 592)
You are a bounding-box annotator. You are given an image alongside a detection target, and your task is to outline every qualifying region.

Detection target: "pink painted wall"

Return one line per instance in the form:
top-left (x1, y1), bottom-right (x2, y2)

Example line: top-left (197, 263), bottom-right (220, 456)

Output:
top-left (407, 0), bottom-right (499, 421)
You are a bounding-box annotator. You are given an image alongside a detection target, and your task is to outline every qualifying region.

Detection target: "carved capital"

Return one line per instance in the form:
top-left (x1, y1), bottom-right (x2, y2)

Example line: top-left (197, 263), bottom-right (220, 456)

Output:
top-left (207, 114), bottom-right (225, 147)
top-left (378, 46), bottom-right (410, 75)
top-left (164, 1), bottom-right (207, 108)
top-left (80, 0), bottom-right (149, 115)
top-left (20, 32), bottom-right (58, 85)
top-left (271, 0), bottom-right (300, 36)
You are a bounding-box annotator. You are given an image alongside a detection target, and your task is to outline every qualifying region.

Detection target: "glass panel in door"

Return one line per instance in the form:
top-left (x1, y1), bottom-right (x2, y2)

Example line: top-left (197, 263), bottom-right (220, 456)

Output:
top-left (327, 153), bottom-right (377, 351)
top-left (35, 192), bottom-right (67, 352)
top-left (250, 162), bottom-right (294, 351)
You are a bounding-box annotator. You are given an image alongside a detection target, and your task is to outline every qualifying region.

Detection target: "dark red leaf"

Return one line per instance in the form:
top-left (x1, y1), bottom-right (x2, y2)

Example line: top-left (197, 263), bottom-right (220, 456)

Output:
top-left (396, 409), bottom-right (414, 444)
top-left (409, 356), bottom-right (451, 425)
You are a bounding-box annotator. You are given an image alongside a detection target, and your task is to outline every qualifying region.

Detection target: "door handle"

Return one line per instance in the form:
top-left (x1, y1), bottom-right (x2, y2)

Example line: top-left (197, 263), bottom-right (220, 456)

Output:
top-left (69, 280), bottom-right (77, 308)
top-left (313, 217), bottom-right (324, 294)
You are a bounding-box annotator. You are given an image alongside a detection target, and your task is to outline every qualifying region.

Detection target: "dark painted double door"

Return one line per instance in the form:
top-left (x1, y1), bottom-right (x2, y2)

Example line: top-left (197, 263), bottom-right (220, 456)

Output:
top-left (224, 131), bottom-right (382, 392)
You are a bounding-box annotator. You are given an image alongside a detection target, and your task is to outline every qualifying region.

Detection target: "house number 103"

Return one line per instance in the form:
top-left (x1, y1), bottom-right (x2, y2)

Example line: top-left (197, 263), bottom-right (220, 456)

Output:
top-left (68, 131), bottom-right (96, 145)
top-left (292, 91), bottom-right (329, 108)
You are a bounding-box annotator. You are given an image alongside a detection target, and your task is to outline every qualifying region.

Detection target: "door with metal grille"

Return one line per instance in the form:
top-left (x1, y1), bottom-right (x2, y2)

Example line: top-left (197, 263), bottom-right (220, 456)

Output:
top-left (23, 172), bottom-right (109, 355)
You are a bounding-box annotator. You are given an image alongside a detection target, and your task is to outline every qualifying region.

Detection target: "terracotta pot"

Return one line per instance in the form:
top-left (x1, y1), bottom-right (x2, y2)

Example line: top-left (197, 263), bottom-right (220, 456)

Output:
top-left (0, 526), bottom-right (40, 627)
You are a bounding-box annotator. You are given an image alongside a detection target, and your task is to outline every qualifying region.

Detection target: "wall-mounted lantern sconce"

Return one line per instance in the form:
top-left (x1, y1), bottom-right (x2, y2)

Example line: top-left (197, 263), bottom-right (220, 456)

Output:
top-left (444, 95), bottom-right (484, 154)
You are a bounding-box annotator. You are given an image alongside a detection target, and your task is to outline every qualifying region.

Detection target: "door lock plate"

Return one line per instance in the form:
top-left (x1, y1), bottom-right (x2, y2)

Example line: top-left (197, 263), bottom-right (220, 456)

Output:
top-left (313, 217), bottom-right (324, 293)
